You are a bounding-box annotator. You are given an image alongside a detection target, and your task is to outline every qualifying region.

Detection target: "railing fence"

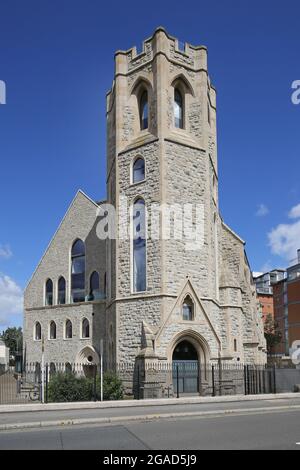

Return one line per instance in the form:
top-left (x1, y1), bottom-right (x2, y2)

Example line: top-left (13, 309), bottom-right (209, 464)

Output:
top-left (1, 362), bottom-right (300, 405)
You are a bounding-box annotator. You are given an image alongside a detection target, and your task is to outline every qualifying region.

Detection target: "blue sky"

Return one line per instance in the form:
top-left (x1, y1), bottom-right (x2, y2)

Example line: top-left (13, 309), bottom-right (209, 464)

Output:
top-left (0, 0), bottom-right (299, 329)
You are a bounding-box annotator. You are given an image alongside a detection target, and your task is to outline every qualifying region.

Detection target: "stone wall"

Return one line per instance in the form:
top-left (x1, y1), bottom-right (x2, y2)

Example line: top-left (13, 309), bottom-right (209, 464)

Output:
top-left (117, 297), bottom-right (161, 364)
top-left (219, 222), bottom-right (266, 362)
top-left (24, 302), bottom-right (106, 364)
top-left (164, 140), bottom-right (213, 297)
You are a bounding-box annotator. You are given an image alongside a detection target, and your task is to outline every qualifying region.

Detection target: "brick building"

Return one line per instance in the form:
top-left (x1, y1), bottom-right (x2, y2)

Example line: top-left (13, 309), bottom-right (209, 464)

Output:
top-left (253, 270), bottom-right (285, 323)
top-left (273, 251), bottom-right (300, 357)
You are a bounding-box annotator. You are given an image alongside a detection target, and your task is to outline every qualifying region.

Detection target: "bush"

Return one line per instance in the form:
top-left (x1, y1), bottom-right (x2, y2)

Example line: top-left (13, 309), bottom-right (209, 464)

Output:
top-left (102, 371), bottom-right (124, 401)
top-left (48, 370), bottom-right (123, 402)
top-left (48, 372), bottom-right (92, 402)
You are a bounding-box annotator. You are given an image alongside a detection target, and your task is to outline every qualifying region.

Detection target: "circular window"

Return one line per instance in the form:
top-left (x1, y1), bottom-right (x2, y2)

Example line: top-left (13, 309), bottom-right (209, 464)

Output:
top-left (87, 355), bottom-right (93, 363)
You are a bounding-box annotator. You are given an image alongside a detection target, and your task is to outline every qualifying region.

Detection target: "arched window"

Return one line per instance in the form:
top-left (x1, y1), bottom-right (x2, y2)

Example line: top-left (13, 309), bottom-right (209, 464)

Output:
top-left (182, 296), bottom-right (194, 321)
top-left (71, 239), bottom-right (85, 303)
top-left (82, 318), bottom-right (90, 338)
top-left (65, 319), bottom-right (72, 339)
top-left (174, 88), bottom-right (183, 129)
top-left (173, 340), bottom-right (198, 361)
top-left (35, 322), bottom-right (41, 341)
top-left (133, 198), bottom-right (146, 292)
top-left (65, 362), bottom-right (72, 374)
top-left (58, 276), bottom-right (66, 305)
top-left (132, 157), bottom-right (145, 183)
top-left (45, 279), bottom-right (53, 306)
top-left (49, 321), bottom-right (56, 340)
top-left (139, 90), bottom-right (148, 130)
top-left (49, 362), bottom-right (56, 376)
top-left (89, 271), bottom-right (100, 300)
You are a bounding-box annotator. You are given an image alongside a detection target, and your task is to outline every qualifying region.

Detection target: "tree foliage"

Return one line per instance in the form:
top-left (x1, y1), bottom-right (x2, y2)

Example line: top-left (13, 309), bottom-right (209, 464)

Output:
top-left (264, 314), bottom-right (282, 355)
top-left (0, 327), bottom-right (23, 353)
top-left (48, 370), bottom-right (124, 403)
top-left (102, 371), bottom-right (124, 401)
top-left (48, 372), bottom-right (92, 402)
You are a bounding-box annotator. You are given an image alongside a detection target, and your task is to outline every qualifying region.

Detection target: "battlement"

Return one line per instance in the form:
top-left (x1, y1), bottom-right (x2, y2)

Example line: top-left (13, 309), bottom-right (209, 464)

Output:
top-left (114, 27), bottom-right (208, 75)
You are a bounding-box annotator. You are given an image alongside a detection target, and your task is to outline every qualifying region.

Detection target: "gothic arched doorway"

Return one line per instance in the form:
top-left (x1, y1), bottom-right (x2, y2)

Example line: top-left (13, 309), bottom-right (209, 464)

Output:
top-left (75, 346), bottom-right (99, 378)
top-left (172, 340), bottom-right (199, 394)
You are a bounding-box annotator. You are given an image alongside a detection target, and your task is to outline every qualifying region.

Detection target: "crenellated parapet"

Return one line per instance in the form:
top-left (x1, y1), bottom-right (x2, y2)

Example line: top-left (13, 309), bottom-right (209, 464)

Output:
top-left (114, 27), bottom-right (207, 72)
top-left (106, 26), bottom-right (217, 168)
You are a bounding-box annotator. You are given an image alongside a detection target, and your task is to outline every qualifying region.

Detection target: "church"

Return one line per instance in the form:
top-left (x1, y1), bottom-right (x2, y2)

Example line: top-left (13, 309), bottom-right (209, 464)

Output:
top-left (23, 27), bottom-right (266, 397)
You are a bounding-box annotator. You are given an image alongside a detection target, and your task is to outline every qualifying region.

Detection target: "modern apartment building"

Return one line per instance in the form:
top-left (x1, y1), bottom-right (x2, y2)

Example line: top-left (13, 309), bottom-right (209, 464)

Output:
top-left (253, 270), bottom-right (285, 323)
top-left (273, 251), bottom-right (300, 357)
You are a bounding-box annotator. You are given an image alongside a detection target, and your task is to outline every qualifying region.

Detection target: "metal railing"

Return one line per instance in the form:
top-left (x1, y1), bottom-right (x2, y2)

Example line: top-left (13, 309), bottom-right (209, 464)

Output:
top-left (1, 362), bottom-right (300, 405)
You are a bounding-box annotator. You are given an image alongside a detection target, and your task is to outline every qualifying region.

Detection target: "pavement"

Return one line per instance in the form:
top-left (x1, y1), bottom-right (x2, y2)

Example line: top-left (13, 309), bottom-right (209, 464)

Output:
top-left (1, 393), bottom-right (300, 431)
top-left (1, 397), bottom-right (300, 449)
top-left (1, 391), bottom-right (300, 414)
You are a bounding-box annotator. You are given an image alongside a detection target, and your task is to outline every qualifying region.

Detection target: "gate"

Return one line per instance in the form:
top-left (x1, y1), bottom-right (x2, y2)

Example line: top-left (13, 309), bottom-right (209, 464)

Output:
top-left (173, 361), bottom-right (199, 394)
top-left (0, 366), bottom-right (40, 405)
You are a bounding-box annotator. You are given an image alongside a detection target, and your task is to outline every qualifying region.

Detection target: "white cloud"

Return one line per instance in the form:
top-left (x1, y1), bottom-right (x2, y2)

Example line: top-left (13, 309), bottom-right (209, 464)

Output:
top-left (268, 219), bottom-right (300, 262)
top-left (256, 204), bottom-right (269, 217)
top-left (0, 273), bottom-right (23, 327)
top-left (288, 203), bottom-right (300, 219)
top-left (260, 260), bottom-right (273, 273)
top-left (0, 245), bottom-right (12, 259)
top-left (252, 271), bottom-right (263, 278)
top-left (253, 260), bottom-right (276, 277)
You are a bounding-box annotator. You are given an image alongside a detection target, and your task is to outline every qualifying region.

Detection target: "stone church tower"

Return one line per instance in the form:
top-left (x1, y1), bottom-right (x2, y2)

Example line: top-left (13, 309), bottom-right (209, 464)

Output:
top-left (23, 28), bottom-right (266, 398)
top-left (105, 27), bottom-right (266, 386)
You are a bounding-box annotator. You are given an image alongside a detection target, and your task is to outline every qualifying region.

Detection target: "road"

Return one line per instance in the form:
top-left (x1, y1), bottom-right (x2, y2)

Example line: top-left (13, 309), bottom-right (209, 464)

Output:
top-left (1, 397), bottom-right (300, 449)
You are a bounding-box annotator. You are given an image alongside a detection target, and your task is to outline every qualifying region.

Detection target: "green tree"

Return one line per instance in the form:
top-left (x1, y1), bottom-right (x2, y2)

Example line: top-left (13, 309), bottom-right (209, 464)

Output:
top-left (0, 327), bottom-right (23, 354)
top-left (264, 314), bottom-right (282, 355)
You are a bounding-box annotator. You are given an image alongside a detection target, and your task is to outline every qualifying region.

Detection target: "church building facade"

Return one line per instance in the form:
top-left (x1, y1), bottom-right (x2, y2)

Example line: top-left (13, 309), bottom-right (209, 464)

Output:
top-left (24, 28), bottom-right (266, 397)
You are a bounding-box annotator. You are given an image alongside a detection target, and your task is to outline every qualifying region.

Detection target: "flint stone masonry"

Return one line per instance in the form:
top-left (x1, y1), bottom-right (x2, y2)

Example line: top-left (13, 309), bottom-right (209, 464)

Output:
top-left (24, 28), bottom-right (266, 398)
